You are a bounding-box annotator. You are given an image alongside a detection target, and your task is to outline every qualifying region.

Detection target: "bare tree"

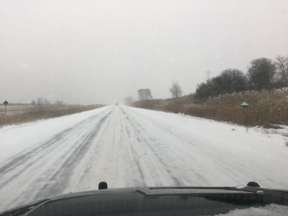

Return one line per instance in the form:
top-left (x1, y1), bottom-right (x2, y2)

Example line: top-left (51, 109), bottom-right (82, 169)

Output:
top-left (275, 55), bottom-right (288, 82)
top-left (205, 70), bottom-right (211, 81)
top-left (138, 89), bottom-right (153, 100)
top-left (44, 98), bottom-right (50, 105)
top-left (169, 81), bottom-right (183, 98)
top-left (37, 98), bottom-right (44, 105)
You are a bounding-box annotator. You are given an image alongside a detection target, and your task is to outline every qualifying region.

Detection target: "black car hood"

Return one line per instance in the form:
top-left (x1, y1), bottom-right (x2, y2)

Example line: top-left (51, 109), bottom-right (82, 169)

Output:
top-left (1, 186), bottom-right (288, 216)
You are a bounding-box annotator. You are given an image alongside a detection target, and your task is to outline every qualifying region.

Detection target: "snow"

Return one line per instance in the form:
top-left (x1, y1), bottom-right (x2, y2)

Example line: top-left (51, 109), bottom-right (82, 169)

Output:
top-left (0, 106), bottom-right (112, 162)
top-left (216, 204), bottom-right (288, 216)
top-left (0, 105), bottom-right (288, 212)
top-left (122, 106), bottom-right (288, 188)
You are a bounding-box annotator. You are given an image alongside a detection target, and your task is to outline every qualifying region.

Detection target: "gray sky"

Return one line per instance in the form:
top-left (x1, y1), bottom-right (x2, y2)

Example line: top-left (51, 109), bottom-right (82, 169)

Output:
top-left (1, 0), bottom-right (288, 104)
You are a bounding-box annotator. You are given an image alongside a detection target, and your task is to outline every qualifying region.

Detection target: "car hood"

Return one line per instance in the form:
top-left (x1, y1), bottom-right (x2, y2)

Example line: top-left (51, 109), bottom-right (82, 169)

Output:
top-left (1, 185), bottom-right (288, 216)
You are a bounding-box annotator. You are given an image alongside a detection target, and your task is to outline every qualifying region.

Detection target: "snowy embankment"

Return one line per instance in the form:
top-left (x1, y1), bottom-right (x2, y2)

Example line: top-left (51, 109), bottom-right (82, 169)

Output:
top-left (0, 105), bottom-right (287, 212)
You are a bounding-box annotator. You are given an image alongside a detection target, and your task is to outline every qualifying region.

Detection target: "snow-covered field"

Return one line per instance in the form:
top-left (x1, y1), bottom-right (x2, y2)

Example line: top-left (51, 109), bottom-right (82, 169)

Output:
top-left (0, 105), bottom-right (288, 212)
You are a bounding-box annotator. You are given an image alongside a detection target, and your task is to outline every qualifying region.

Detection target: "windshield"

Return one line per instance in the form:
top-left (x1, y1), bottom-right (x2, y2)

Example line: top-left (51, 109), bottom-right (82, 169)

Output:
top-left (1, 0), bottom-right (288, 215)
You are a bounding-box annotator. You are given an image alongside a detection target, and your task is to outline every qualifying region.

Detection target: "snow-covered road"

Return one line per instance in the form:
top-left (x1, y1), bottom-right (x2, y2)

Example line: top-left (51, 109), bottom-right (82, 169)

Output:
top-left (0, 105), bottom-right (288, 212)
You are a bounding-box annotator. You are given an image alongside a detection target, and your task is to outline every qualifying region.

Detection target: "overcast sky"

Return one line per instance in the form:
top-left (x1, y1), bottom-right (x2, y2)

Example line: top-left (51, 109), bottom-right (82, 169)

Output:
top-left (1, 0), bottom-right (288, 104)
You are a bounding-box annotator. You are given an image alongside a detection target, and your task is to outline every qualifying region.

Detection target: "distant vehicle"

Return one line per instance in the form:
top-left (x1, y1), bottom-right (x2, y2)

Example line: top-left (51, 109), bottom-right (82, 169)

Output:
top-left (1, 181), bottom-right (287, 216)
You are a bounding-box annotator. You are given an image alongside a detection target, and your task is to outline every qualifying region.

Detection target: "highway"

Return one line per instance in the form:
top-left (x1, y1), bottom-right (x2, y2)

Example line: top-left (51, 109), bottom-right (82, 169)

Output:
top-left (0, 105), bottom-right (287, 212)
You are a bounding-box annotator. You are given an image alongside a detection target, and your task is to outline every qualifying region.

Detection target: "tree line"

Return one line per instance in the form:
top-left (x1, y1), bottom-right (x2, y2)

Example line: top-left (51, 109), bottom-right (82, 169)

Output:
top-left (125, 55), bottom-right (287, 103)
top-left (195, 55), bottom-right (288, 101)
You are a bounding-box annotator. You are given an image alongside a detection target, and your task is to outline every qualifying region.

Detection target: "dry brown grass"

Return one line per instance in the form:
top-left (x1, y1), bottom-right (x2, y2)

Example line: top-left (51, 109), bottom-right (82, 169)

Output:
top-left (131, 88), bottom-right (288, 127)
top-left (0, 104), bottom-right (103, 127)
top-left (132, 99), bottom-right (164, 109)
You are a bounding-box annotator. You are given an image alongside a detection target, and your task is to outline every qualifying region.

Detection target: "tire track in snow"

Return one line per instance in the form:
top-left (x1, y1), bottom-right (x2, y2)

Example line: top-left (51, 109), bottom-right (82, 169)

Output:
top-left (63, 107), bottom-right (120, 191)
top-left (123, 107), bottom-right (255, 185)
top-left (0, 109), bottom-right (112, 211)
top-left (0, 113), bottom-right (105, 175)
top-left (32, 111), bottom-right (111, 200)
top-left (0, 112), bottom-right (110, 189)
top-left (119, 107), bottom-right (183, 186)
